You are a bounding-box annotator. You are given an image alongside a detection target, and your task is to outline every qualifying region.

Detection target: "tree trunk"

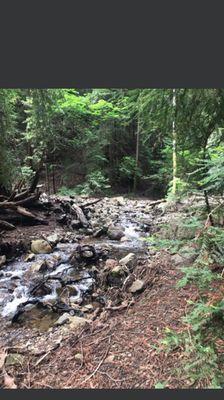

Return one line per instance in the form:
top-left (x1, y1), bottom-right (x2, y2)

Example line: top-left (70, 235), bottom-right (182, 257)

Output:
top-left (172, 89), bottom-right (177, 196)
top-left (133, 115), bottom-right (140, 193)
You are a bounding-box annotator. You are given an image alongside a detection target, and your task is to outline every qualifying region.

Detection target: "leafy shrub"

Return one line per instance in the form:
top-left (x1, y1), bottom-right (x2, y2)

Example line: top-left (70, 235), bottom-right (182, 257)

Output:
top-left (119, 156), bottom-right (141, 180)
top-left (74, 170), bottom-right (111, 196)
top-left (160, 220), bottom-right (224, 387)
top-left (58, 171), bottom-right (111, 196)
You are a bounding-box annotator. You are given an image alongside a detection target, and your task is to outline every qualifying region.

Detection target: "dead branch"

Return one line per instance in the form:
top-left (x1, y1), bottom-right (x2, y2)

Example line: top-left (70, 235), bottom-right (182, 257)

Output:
top-left (0, 220), bottom-right (16, 230)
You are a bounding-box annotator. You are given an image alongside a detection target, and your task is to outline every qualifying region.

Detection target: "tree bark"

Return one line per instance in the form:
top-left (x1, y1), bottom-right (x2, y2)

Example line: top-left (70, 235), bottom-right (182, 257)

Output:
top-left (172, 89), bottom-right (177, 196)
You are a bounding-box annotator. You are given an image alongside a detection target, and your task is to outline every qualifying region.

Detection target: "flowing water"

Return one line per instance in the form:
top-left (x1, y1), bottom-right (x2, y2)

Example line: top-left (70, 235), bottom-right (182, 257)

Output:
top-left (0, 201), bottom-right (150, 332)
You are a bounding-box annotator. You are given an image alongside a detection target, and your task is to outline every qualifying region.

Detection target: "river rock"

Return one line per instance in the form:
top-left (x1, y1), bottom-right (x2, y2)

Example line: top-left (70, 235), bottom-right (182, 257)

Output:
top-left (0, 255), bottom-right (6, 268)
top-left (114, 196), bottom-right (125, 206)
top-left (120, 236), bottom-right (128, 242)
top-left (82, 304), bottom-right (94, 312)
top-left (129, 279), bottom-right (145, 293)
top-left (107, 227), bottom-right (125, 241)
top-left (54, 313), bottom-right (70, 326)
top-left (47, 233), bottom-right (59, 245)
top-left (71, 219), bottom-right (81, 229)
top-left (31, 239), bottom-right (52, 254)
top-left (30, 260), bottom-right (49, 273)
top-left (105, 259), bottom-right (118, 270)
top-left (69, 315), bottom-right (90, 330)
top-left (82, 250), bottom-right (94, 258)
top-left (119, 253), bottom-right (135, 267)
top-left (54, 313), bottom-right (90, 330)
top-left (111, 265), bottom-right (125, 276)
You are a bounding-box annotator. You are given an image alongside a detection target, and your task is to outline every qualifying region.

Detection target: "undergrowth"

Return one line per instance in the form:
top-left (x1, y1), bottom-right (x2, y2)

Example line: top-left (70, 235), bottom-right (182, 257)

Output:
top-left (152, 212), bottom-right (224, 388)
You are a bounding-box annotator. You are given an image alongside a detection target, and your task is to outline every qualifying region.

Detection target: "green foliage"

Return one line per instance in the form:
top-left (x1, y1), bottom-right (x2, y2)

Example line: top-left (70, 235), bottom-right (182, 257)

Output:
top-left (154, 381), bottom-right (167, 389)
top-left (166, 178), bottom-right (191, 201)
top-left (177, 265), bottom-right (216, 290)
top-left (161, 215), bottom-right (224, 387)
top-left (73, 170), bottom-right (111, 196)
top-left (145, 235), bottom-right (184, 253)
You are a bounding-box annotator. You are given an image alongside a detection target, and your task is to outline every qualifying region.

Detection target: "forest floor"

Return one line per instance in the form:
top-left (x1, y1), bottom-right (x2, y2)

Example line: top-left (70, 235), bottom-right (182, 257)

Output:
top-left (0, 195), bottom-right (201, 388)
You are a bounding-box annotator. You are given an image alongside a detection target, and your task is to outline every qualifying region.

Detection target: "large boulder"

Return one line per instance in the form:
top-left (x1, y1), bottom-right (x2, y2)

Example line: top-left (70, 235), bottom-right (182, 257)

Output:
top-left (31, 239), bottom-right (52, 254)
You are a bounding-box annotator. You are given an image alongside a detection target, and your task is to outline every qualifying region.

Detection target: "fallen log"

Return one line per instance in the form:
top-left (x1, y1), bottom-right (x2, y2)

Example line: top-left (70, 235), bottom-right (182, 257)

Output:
top-left (0, 219), bottom-right (16, 230)
top-left (71, 204), bottom-right (89, 227)
top-left (148, 199), bottom-right (166, 207)
top-left (81, 198), bottom-right (102, 209)
top-left (0, 194), bottom-right (39, 209)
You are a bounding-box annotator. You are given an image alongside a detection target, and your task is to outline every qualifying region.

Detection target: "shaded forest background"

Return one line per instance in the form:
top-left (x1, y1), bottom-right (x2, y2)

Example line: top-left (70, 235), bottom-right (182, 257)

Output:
top-left (1, 88), bottom-right (224, 199)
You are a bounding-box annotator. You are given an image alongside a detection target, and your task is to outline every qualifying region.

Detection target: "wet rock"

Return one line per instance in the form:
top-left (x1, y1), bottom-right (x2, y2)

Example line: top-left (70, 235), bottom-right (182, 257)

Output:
top-left (30, 260), bottom-right (49, 273)
top-left (107, 226), bottom-right (125, 241)
top-left (71, 219), bottom-right (81, 229)
top-left (47, 233), bottom-right (59, 245)
top-left (120, 236), bottom-right (128, 242)
top-left (56, 214), bottom-right (67, 224)
top-left (114, 196), bottom-right (125, 206)
top-left (31, 240), bottom-right (52, 254)
top-left (0, 255), bottom-right (6, 268)
top-left (24, 253), bottom-right (35, 262)
top-left (129, 279), bottom-right (145, 293)
top-left (119, 253), bottom-right (135, 268)
top-left (30, 281), bottom-right (52, 297)
top-left (93, 227), bottom-right (108, 238)
top-left (82, 250), bottom-right (94, 258)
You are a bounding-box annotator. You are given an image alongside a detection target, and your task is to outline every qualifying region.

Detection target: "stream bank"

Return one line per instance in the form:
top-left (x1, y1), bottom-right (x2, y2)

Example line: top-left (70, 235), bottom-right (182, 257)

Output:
top-left (0, 195), bottom-right (199, 388)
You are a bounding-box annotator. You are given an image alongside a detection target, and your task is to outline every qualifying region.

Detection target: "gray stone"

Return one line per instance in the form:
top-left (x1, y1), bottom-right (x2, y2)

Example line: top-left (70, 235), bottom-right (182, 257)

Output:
top-left (119, 253), bottom-right (135, 267)
top-left (171, 253), bottom-right (185, 265)
top-left (114, 196), bottom-right (125, 206)
top-left (69, 315), bottom-right (90, 330)
top-left (105, 258), bottom-right (118, 270)
top-left (129, 279), bottom-right (145, 293)
top-left (30, 260), bottom-right (48, 273)
top-left (24, 253), bottom-right (35, 262)
top-left (111, 265), bottom-right (124, 276)
top-left (0, 255), bottom-right (6, 268)
top-left (47, 233), bottom-right (59, 245)
top-left (108, 227), bottom-right (125, 241)
top-left (74, 353), bottom-right (84, 362)
top-left (54, 313), bottom-right (70, 326)
top-left (31, 239), bottom-right (52, 254)
top-left (82, 250), bottom-right (94, 258)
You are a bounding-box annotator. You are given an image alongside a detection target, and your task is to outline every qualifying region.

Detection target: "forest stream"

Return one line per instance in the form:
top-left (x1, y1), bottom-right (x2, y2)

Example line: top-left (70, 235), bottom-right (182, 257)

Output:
top-left (0, 196), bottom-right (155, 347)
